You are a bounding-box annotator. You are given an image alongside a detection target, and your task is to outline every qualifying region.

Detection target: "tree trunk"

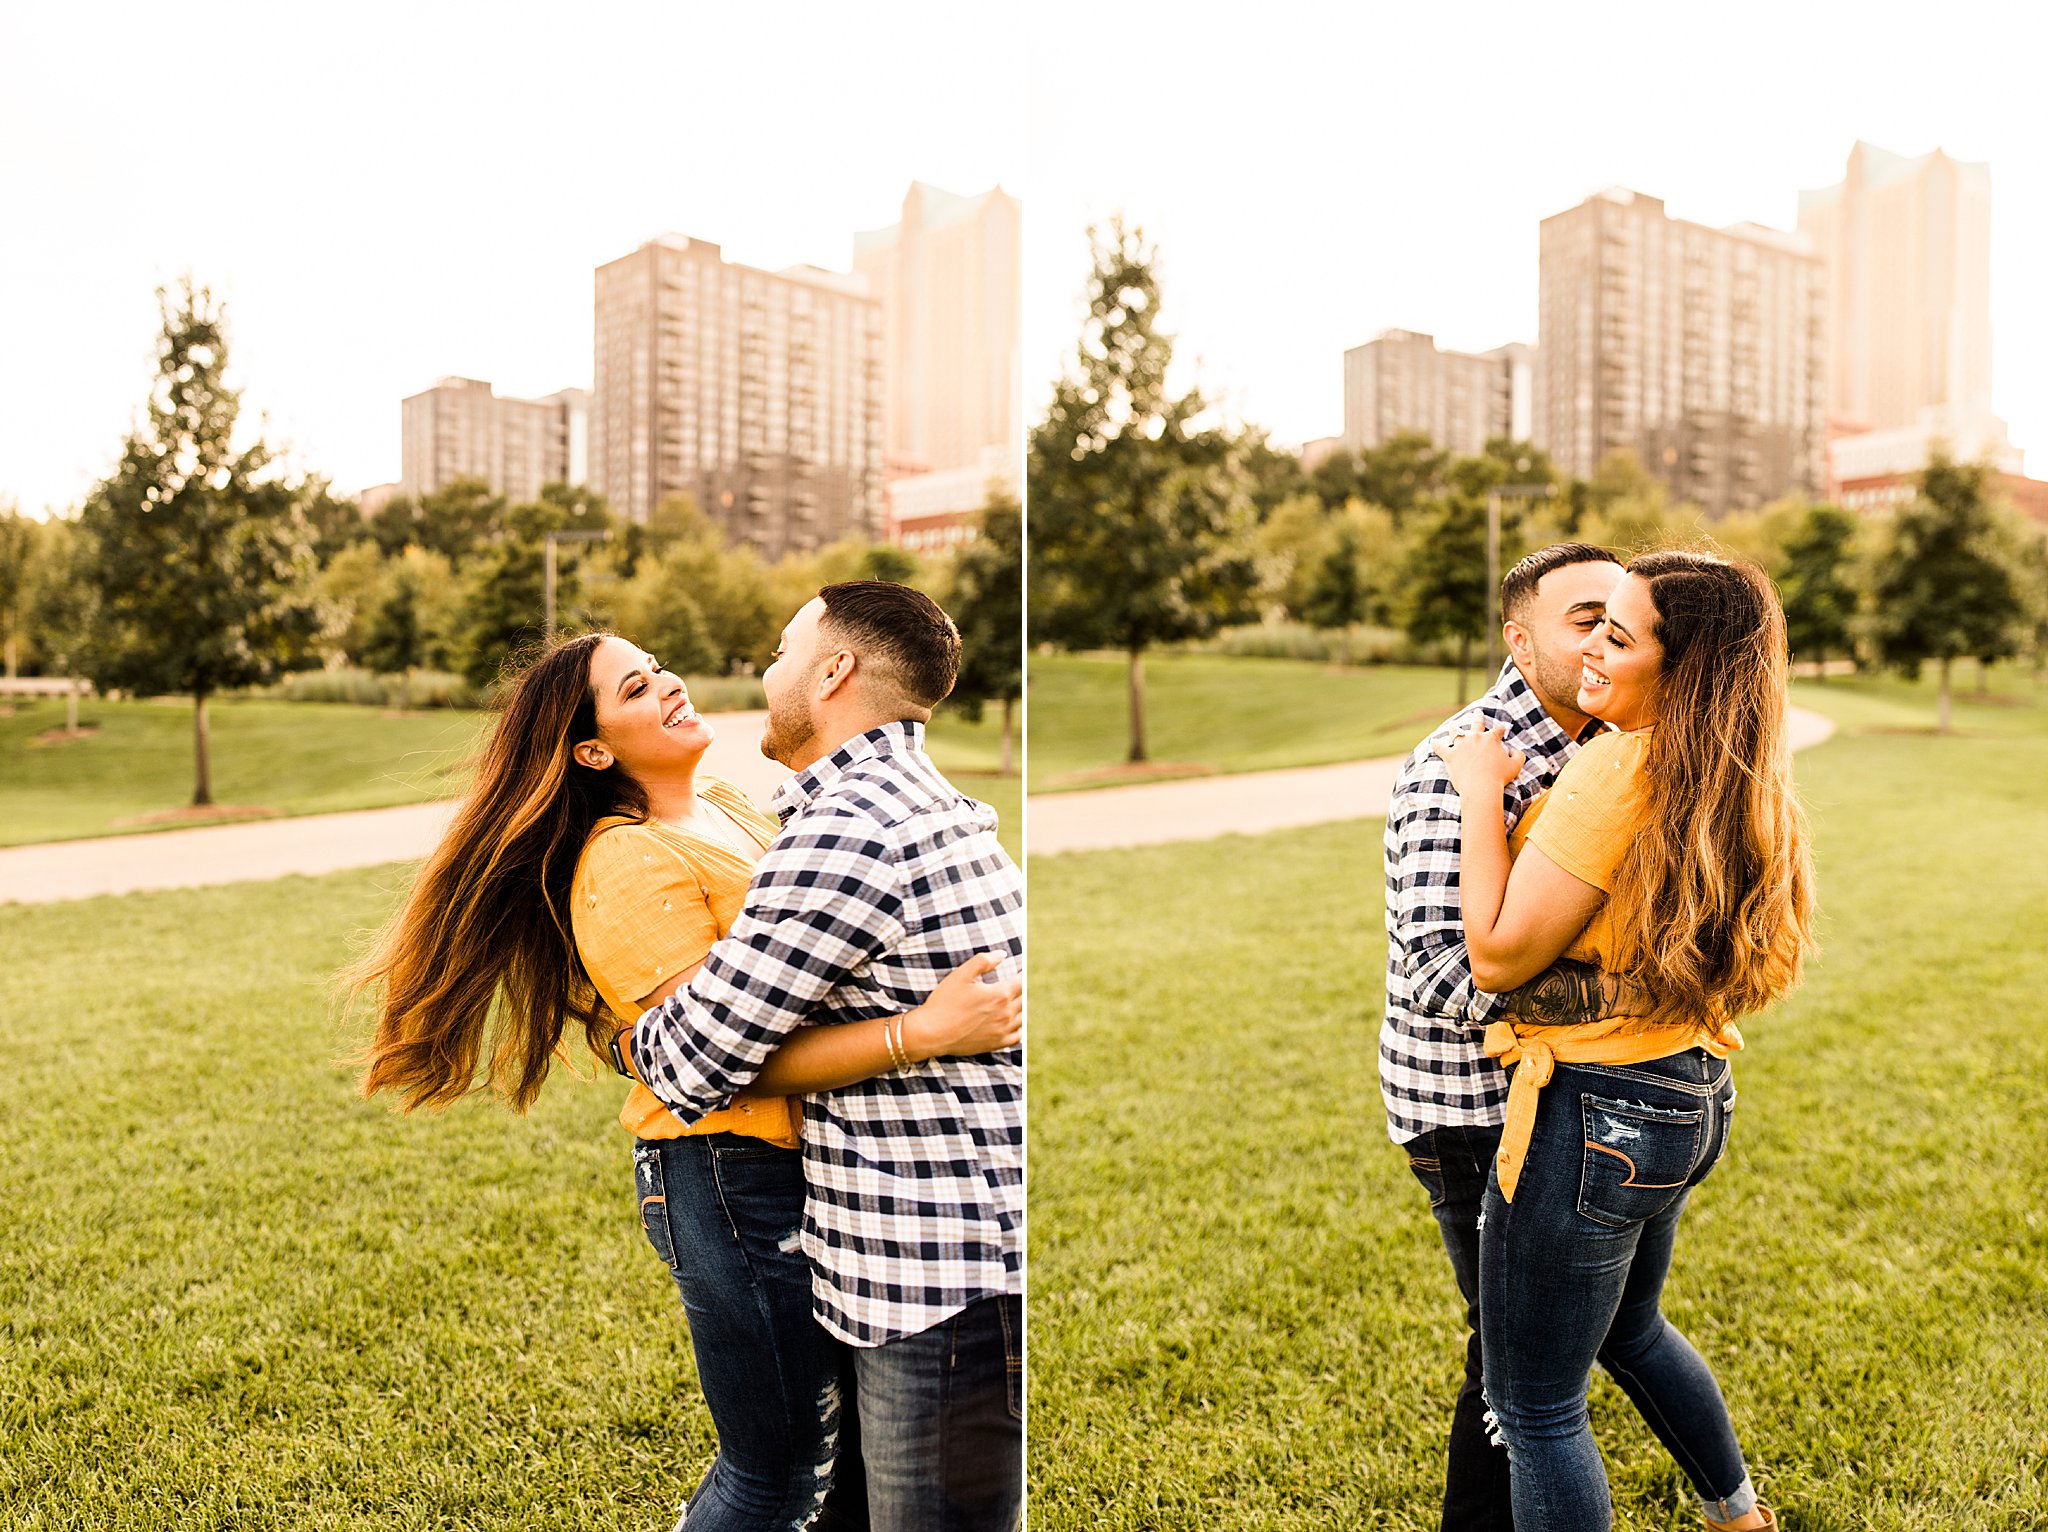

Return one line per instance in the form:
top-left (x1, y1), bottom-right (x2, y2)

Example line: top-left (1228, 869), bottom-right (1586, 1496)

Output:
top-left (66, 677), bottom-right (79, 733)
top-left (192, 689), bottom-right (213, 806)
top-left (1814, 646), bottom-right (1827, 683)
top-left (1455, 632), bottom-right (1471, 705)
top-left (1977, 657), bottom-right (1992, 695)
top-left (1127, 647), bottom-right (1148, 764)
top-left (999, 694), bottom-right (1015, 776)
top-left (397, 667), bottom-right (412, 711)
top-left (1937, 657), bottom-right (1952, 735)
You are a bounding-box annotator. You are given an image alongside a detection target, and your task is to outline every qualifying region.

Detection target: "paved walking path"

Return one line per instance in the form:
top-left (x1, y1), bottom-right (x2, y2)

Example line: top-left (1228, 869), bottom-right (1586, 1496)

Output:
top-left (1026, 705), bottom-right (1837, 855)
top-left (0, 707), bottom-right (1840, 899)
top-left (0, 712), bottom-right (791, 906)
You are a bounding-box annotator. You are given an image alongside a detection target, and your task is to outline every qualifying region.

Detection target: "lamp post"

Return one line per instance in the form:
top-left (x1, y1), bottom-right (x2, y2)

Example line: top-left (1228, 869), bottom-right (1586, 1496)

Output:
top-left (1484, 482), bottom-right (1556, 678)
top-left (543, 529), bottom-right (612, 636)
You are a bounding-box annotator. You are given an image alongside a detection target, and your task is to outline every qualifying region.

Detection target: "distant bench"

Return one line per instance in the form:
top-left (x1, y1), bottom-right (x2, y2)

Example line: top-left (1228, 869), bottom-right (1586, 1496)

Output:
top-left (0, 678), bottom-right (92, 698)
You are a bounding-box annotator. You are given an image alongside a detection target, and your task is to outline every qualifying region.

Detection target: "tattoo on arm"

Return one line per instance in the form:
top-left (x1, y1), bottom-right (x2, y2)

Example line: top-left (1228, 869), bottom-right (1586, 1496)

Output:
top-left (1499, 959), bottom-right (1641, 1026)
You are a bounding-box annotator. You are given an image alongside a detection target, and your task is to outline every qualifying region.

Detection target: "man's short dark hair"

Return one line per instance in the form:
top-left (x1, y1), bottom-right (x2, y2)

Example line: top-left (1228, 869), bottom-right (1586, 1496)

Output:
top-left (817, 581), bottom-right (961, 713)
top-left (1500, 542), bottom-right (1622, 624)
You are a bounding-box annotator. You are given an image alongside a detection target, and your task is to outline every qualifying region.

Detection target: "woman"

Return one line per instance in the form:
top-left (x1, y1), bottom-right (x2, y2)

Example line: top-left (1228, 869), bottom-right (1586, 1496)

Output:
top-left (351, 632), bottom-right (1020, 1532)
top-left (1434, 550), bottom-right (1813, 1532)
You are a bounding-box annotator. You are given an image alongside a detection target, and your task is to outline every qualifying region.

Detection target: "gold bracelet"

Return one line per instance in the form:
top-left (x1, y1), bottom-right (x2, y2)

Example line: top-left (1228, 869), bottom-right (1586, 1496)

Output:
top-left (885, 1015), bottom-right (907, 1070)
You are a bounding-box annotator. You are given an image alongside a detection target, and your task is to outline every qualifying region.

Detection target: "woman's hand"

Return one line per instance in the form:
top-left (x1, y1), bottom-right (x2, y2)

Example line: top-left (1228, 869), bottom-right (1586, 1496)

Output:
top-left (901, 952), bottom-right (1023, 1062)
top-left (1432, 722), bottom-right (1526, 799)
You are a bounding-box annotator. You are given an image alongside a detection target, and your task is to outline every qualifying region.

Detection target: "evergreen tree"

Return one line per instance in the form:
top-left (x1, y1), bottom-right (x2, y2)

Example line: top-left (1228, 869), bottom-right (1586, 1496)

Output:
top-left (75, 282), bottom-right (323, 804)
top-left (1029, 218), bottom-right (1256, 762)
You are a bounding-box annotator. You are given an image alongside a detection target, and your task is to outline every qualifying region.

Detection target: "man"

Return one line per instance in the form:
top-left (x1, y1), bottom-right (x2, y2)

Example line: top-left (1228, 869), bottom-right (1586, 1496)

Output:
top-left (631, 580), bottom-right (1024, 1531)
top-left (1382, 542), bottom-right (1628, 1531)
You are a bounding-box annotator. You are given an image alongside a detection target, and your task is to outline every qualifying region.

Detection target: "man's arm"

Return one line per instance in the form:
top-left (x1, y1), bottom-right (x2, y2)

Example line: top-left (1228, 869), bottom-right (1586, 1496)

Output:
top-left (1390, 755), bottom-right (1637, 1028)
top-left (1388, 765), bottom-right (1508, 1026)
top-left (628, 816), bottom-right (907, 1126)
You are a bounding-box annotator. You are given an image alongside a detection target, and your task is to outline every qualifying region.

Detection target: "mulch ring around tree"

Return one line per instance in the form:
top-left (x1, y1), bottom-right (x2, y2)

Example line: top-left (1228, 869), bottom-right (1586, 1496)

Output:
top-left (1045, 761), bottom-right (1215, 788)
top-left (110, 804), bottom-right (280, 828)
top-left (26, 726), bottom-right (102, 747)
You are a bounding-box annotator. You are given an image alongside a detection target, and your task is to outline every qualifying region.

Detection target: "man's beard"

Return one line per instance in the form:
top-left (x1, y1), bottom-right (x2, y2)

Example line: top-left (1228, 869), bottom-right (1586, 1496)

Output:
top-left (760, 687), bottom-right (817, 766)
top-left (1525, 643), bottom-right (1588, 720)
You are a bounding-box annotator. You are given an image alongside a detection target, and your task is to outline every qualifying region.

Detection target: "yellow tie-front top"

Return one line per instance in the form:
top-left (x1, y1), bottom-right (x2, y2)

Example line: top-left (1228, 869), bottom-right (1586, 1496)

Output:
top-left (570, 779), bottom-right (800, 1149)
top-left (1487, 730), bottom-right (1741, 1201)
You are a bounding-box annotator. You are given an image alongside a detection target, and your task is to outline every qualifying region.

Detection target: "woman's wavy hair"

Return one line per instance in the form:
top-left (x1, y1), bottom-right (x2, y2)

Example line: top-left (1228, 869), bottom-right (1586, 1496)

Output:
top-left (1608, 550), bottom-right (1815, 1030)
top-left (347, 632), bottom-right (647, 1112)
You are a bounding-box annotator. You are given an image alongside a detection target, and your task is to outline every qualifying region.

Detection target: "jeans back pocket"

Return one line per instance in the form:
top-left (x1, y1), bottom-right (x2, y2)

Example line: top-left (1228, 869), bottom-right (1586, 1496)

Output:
top-left (1576, 1093), bottom-right (1705, 1228)
top-left (633, 1143), bottom-right (678, 1269)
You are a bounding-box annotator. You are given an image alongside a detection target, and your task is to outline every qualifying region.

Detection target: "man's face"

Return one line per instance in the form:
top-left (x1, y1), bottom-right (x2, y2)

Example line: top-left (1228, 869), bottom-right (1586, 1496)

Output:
top-left (759, 597), bottom-right (828, 765)
top-left (1508, 560), bottom-right (1623, 720)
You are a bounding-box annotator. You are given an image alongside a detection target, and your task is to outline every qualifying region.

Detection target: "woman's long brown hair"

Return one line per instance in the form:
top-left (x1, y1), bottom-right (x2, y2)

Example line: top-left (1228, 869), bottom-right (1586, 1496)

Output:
top-left (348, 632), bottom-right (647, 1112)
top-left (1607, 551), bottom-right (1816, 1030)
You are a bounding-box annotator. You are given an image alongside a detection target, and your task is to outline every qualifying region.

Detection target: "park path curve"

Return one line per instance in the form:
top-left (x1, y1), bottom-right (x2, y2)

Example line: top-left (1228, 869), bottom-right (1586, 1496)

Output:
top-left (1026, 704), bottom-right (1837, 855)
top-left (0, 712), bottom-right (791, 907)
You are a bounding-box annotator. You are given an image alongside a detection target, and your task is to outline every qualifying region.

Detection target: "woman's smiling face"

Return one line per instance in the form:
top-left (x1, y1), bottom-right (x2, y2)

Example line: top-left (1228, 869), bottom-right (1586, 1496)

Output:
top-left (582, 635), bottom-right (714, 777)
top-left (1578, 573), bottom-right (1665, 730)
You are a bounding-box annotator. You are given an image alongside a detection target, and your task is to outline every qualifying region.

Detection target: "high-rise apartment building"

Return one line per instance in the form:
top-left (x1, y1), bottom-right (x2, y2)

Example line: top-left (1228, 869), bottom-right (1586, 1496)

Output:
top-left (1536, 188), bottom-right (1826, 515)
top-left (590, 235), bottom-right (884, 555)
top-left (1342, 331), bottom-right (1532, 456)
top-left (853, 182), bottom-right (1021, 475)
top-left (1798, 142), bottom-right (1993, 434)
top-left (400, 379), bottom-right (587, 503)
top-left (1800, 142), bottom-right (2013, 481)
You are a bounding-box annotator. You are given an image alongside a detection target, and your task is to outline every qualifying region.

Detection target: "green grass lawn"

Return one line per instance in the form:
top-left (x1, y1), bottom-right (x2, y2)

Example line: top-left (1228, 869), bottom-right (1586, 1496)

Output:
top-left (1027, 652), bottom-right (1483, 793)
top-left (0, 696), bottom-right (487, 846)
top-left (0, 695), bottom-right (1013, 853)
top-left (1029, 665), bottom-right (2048, 1530)
top-left (0, 732), bottom-right (1019, 1528)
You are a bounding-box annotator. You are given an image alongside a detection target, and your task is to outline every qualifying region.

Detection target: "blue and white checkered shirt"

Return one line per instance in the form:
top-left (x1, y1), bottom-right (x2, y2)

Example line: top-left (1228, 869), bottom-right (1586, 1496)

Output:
top-left (1380, 661), bottom-right (1588, 1144)
top-left (629, 720), bottom-right (1024, 1347)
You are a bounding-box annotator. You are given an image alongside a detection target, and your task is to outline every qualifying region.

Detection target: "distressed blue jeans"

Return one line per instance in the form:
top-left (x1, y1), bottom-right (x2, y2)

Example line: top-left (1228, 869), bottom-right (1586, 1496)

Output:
top-left (851, 1294), bottom-right (1023, 1532)
top-left (634, 1134), bottom-right (868, 1532)
top-left (1478, 1049), bottom-right (1758, 1530)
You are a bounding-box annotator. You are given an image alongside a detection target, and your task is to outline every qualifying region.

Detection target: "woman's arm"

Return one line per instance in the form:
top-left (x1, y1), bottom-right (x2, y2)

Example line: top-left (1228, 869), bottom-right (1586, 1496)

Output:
top-left (629, 952), bottom-right (1022, 1095)
top-left (1433, 725), bottom-right (1606, 994)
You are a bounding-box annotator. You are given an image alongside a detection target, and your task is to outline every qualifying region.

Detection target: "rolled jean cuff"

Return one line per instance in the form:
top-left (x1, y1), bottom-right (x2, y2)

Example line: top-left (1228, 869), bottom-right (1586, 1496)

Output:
top-left (1701, 1470), bottom-right (1759, 1522)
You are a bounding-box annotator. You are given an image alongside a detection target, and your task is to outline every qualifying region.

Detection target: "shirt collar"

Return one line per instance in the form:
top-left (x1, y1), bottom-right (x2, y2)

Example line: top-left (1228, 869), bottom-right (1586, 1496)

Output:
top-left (771, 719), bottom-right (926, 823)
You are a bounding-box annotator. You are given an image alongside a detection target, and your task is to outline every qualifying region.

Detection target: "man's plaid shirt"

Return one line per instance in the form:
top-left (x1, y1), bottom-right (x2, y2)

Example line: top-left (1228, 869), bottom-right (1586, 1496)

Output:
top-left (1380, 661), bottom-right (1586, 1144)
top-left (630, 721), bottom-right (1023, 1347)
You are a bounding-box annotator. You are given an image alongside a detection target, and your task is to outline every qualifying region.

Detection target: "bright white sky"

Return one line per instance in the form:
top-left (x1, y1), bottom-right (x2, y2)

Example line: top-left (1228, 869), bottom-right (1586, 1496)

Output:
top-left (1023, 0), bottom-right (2048, 475)
top-left (0, 1), bottom-right (1022, 516)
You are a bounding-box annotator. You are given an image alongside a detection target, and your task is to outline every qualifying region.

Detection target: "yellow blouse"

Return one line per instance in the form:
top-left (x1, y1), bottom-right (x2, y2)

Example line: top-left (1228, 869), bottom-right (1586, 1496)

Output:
top-left (569, 778), bottom-right (799, 1149)
top-left (1489, 729), bottom-right (1741, 1201)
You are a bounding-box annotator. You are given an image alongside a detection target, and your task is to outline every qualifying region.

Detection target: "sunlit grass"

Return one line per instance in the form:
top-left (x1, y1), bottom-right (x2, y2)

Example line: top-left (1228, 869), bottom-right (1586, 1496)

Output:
top-left (1026, 653), bottom-right (1478, 793)
top-left (1028, 665), bottom-right (2048, 1529)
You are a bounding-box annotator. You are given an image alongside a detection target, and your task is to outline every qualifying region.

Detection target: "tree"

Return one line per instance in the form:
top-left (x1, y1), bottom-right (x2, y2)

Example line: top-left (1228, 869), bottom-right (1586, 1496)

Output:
top-left (1029, 218), bottom-right (1257, 762)
top-left (0, 505), bottom-right (32, 678)
top-left (1300, 512), bottom-right (1370, 629)
top-left (1775, 503), bottom-right (1860, 678)
top-left (315, 540), bottom-right (389, 664)
top-left (75, 282), bottom-right (323, 804)
top-left (1236, 426), bottom-right (1312, 518)
top-left (945, 490), bottom-right (1023, 773)
top-left (1355, 432), bottom-right (1452, 519)
top-left (612, 549), bottom-right (722, 677)
top-left (361, 560), bottom-right (435, 707)
top-left (24, 518), bottom-right (98, 732)
top-left (1867, 452), bottom-right (2029, 733)
top-left (1395, 494), bottom-right (1497, 702)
